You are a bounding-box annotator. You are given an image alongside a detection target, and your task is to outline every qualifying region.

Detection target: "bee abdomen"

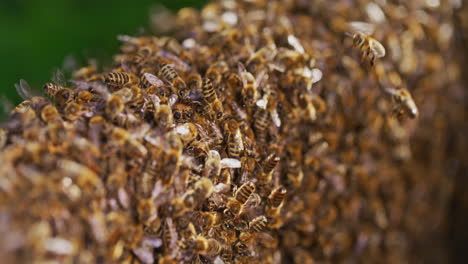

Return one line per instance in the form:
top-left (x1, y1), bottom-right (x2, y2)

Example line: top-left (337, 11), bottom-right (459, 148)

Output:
top-left (202, 78), bottom-right (217, 103)
top-left (269, 186), bottom-right (287, 208)
top-left (249, 216), bottom-right (268, 233)
top-left (235, 181), bottom-right (255, 204)
top-left (263, 154), bottom-right (280, 174)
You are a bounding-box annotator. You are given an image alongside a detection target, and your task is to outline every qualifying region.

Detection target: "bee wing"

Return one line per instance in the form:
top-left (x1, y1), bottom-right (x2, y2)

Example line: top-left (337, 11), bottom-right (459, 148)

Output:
top-left (369, 39), bottom-right (386, 58)
top-left (255, 69), bottom-right (268, 88)
top-left (144, 73), bottom-right (164, 87)
top-left (0, 95), bottom-right (14, 114)
top-left (347, 21), bottom-right (376, 35)
top-left (287, 34), bottom-right (305, 54)
top-left (220, 158), bottom-right (241, 169)
top-left (168, 94), bottom-right (178, 107)
top-left (15, 79), bottom-right (35, 100)
top-left (52, 68), bottom-right (67, 87)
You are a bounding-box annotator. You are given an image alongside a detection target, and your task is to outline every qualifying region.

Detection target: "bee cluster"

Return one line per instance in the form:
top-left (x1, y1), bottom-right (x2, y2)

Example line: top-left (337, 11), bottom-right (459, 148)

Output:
top-left (0, 0), bottom-right (465, 263)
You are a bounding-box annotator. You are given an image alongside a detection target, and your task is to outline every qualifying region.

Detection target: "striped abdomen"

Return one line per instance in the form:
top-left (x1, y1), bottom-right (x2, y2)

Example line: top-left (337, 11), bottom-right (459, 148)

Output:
top-left (235, 181), bottom-right (255, 204)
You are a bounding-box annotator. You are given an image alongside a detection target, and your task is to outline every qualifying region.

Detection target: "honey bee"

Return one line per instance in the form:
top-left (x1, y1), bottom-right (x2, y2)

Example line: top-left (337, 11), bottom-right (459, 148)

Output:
top-left (385, 87), bottom-right (418, 118)
top-left (261, 153), bottom-right (280, 183)
top-left (201, 78), bottom-right (224, 120)
top-left (155, 105), bottom-right (174, 128)
top-left (76, 90), bottom-right (94, 104)
top-left (238, 216), bottom-right (268, 246)
top-left (268, 186), bottom-right (287, 209)
top-left (159, 63), bottom-right (188, 97)
top-left (137, 197), bottom-right (157, 224)
top-left (102, 72), bottom-right (140, 87)
top-left (206, 61), bottom-right (228, 86)
top-left (40, 104), bottom-right (62, 123)
top-left (63, 102), bottom-right (83, 121)
top-left (197, 211), bottom-right (221, 230)
top-left (204, 150), bottom-right (221, 180)
top-left (185, 236), bottom-right (221, 255)
top-left (224, 181), bottom-right (256, 218)
top-left (187, 73), bottom-right (203, 91)
top-left (347, 22), bottom-right (386, 66)
top-left (42, 69), bottom-right (69, 97)
top-left (54, 88), bottom-right (75, 108)
top-left (253, 107), bottom-right (269, 144)
top-left (225, 119), bottom-right (243, 159)
top-left (172, 103), bottom-right (194, 122)
top-left (110, 127), bottom-right (148, 158)
top-left (72, 66), bottom-right (97, 81)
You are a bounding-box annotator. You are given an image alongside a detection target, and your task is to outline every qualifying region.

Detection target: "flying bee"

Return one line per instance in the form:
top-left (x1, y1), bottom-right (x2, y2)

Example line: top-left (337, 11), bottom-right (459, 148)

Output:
top-left (158, 63), bottom-right (188, 97)
top-left (102, 72), bottom-right (140, 87)
top-left (42, 69), bottom-right (69, 97)
top-left (224, 181), bottom-right (256, 218)
top-left (385, 87), bottom-right (418, 118)
top-left (225, 119), bottom-right (243, 159)
top-left (347, 21), bottom-right (386, 66)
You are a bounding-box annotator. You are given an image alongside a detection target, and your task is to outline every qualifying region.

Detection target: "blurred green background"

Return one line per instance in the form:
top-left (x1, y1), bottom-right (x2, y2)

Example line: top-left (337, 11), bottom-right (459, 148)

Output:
top-left (0, 0), bottom-right (206, 119)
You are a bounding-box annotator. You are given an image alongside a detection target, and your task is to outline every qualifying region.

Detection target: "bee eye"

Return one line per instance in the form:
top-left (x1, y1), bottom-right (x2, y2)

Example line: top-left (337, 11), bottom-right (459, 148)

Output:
top-left (174, 112), bottom-right (182, 120)
top-left (217, 112), bottom-right (223, 119)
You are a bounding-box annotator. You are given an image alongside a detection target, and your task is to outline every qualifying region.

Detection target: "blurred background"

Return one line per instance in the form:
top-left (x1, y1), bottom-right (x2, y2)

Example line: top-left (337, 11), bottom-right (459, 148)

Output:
top-left (0, 0), bottom-right (206, 119)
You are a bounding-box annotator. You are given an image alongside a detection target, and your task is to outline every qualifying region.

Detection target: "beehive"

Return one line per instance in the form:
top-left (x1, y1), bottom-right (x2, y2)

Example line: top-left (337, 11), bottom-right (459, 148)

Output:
top-left (0, 0), bottom-right (466, 263)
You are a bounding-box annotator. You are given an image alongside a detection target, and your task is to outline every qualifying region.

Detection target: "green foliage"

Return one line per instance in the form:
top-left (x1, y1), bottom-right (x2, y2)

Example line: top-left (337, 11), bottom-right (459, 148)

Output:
top-left (0, 0), bottom-right (206, 120)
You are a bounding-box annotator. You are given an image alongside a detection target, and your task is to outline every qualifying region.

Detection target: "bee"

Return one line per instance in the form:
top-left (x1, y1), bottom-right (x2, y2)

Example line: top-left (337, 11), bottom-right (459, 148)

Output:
top-left (206, 61), bottom-right (228, 86)
top-left (268, 186), bottom-right (287, 209)
top-left (63, 102), bottom-right (83, 121)
top-left (185, 236), bottom-right (221, 255)
top-left (197, 211), bottom-right (221, 230)
top-left (347, 22), bottom-right (386, 66)
top-left (102, 72), bottom-right (140, 86)
top-left (137, 197), bottom-right (157, 224)
top-left (155, 105), bottom-right (174, 128)
top-left (55, 88), bottom-right (75, 108)
top-left (262, 153), bottom-right (280, 178)
top-left (204, 150), bottom-right (221, 180)
top-left (238, 63), bottom-right (259, 107)
top-left (187, 73), bottom-right (203, 91)
top-left (76, 90), bottom-right (94, 104)
top-left (172, 103), bottom-right (194, 122)
top-left (40, 104), bottom-right (62, 123)
top-left (239, 216), bottom-right (268, 246)
top-left (224, 181), bottom-right (256, 218)
top-left (110, 127), bottom-right (147, 158)
top-left (42, 69), bottom-right (69, 97)
top-left (225, 119), bottom-right (243, 159)
top-left (72, 66), bottom-right (97, 80)
top-left (201, 78), bottom-right (224, 120)
top-left (175, 123), bottom-right (198, 145)
top-left (253, 107), bottom-right (269, 144)
top-left (206, 121), bottom-right (224, 149)
top-left (158, 63), bottom-right (187, 97)
top-left (385, 87), bottom-right (418, 118)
